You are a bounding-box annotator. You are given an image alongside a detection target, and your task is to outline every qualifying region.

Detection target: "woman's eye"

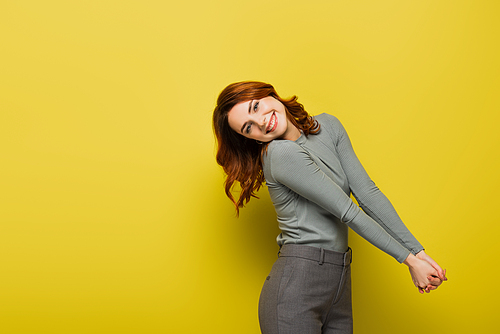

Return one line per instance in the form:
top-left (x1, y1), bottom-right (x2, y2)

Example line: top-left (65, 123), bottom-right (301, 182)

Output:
top-left (253, 101), bottom-right (259, 112)
top-left (245, 124), bottom-right (252, 134)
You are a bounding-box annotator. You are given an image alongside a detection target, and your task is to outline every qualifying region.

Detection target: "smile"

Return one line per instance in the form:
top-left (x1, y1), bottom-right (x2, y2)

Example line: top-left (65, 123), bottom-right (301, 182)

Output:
top-left (266, 112), bottom-right (278, 134)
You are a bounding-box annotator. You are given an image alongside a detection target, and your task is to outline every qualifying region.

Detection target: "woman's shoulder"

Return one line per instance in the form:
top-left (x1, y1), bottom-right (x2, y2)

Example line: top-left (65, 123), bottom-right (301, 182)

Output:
top-left (264, 137), bottom-right (309, 167)
top-left (262, 139), bottom-right (303, 180)
top-left (265, 138), bottom-right (303, 158)
top-left (313, 113), bottom-right (345, 140)
top-left (314, 113), bottom-right (342, 128)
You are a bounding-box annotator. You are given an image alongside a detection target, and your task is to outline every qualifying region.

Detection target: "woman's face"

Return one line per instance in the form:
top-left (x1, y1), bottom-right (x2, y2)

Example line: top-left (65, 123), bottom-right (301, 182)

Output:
top-left (227, 96), bottom-right (300, 142)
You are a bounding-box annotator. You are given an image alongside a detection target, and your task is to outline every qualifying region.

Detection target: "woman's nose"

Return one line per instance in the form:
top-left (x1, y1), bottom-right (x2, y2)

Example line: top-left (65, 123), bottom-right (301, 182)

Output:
top-left (257, 115), bottom-right (267, 128)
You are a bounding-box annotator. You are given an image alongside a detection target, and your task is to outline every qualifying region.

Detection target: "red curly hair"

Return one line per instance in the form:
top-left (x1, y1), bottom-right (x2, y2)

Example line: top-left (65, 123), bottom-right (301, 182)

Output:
top-left (212, 81), bottom-right (320, 215)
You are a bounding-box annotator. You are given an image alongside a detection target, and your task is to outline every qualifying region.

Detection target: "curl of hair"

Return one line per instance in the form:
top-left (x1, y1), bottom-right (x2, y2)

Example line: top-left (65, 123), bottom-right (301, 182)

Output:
top-left (212, 81), bottom-right (320, 215)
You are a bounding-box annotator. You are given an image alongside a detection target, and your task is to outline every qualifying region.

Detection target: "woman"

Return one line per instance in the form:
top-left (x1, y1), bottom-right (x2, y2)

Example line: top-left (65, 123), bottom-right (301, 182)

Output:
top-left (212, 81), bottom-right (446, 334)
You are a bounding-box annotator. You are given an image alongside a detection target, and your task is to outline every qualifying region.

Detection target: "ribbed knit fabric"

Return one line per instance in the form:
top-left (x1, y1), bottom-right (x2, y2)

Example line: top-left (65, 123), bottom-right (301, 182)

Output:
top-left (262, 113), bottom-right (423, 263)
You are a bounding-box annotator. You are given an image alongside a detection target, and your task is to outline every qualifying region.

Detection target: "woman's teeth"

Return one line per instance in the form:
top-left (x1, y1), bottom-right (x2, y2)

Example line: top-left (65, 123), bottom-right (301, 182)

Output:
top-left (267, 113), bottom-right (276, 133)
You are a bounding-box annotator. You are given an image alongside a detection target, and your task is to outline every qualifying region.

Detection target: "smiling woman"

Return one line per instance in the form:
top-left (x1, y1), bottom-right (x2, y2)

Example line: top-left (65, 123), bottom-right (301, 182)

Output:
top-left (212, 81), bottom-right (447, 334)
top-left (213, 81), bottom-right (320, 213)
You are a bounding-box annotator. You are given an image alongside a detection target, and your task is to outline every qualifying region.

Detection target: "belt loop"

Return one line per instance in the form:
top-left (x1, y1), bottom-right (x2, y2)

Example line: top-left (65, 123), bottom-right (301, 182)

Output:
top-left (319, 248), bottom-right (325, 265)
top-left (344, 247), bottom-right (352, 265)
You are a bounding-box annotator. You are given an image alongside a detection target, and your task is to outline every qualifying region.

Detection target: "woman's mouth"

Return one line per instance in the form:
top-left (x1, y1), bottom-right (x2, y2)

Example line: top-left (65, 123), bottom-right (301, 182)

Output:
top-left (266, 112), bottom-right (278, 134)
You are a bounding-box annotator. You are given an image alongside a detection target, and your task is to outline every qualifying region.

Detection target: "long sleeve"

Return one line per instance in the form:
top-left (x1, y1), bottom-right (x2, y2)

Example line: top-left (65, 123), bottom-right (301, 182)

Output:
top-left (267, 140), bottom-right (412, 263)
top-left (327, 116), bottom-right (424, 255)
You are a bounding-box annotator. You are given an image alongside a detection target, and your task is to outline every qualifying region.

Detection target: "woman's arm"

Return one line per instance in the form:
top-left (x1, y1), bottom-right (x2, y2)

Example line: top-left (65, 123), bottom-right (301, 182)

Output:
top-left (327, 115), bottom-right (447, 286)
top-left (267, 129), bottom-right (445, 292)
top-left (268, 141), bottom-right (415, 263)
top-left (329, 115), bottom-right (424, 255)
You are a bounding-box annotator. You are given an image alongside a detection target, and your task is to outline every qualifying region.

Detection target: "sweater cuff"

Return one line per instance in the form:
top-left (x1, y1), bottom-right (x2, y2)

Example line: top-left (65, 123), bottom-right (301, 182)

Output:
top-left (396, 249), bottom-right (411, 264)
top-left (412, 247), bottom-right (425, 256)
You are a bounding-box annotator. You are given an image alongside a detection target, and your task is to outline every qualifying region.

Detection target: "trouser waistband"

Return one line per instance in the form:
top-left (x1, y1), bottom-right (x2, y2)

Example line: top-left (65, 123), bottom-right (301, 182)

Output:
top-left (279, 244), bottom-right (352, 266)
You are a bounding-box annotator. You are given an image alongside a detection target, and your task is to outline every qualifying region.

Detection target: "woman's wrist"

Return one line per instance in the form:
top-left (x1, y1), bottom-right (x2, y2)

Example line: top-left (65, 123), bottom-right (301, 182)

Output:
top-left (415, 249), bottom-right (427, 260)
top-left (403, 253), bottom-right (418, 267)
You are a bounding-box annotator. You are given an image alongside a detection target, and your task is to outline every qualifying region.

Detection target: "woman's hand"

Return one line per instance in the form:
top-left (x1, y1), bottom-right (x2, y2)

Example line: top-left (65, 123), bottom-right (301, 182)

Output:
top-left (403, 253), bottom-right (442, 294)
top-left (416, 250), bottom-right (448, 282)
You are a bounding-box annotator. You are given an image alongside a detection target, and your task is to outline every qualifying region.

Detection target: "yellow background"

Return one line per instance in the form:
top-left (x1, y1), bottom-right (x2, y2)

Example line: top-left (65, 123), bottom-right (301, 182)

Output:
top-left (1, 1), bottom-right (498, 333)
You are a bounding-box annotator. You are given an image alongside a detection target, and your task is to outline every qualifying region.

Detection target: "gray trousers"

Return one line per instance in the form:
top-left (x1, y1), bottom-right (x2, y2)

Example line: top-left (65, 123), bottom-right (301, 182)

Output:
top-left (258, 244), bottom-right (353, 334)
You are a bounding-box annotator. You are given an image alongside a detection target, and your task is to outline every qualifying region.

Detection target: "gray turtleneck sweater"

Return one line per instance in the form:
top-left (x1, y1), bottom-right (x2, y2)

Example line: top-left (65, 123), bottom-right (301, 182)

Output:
top-left (262, 113), bottom-right (423, 263)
